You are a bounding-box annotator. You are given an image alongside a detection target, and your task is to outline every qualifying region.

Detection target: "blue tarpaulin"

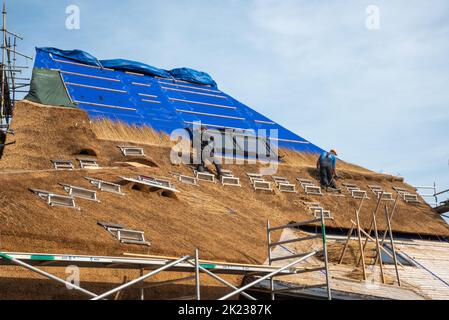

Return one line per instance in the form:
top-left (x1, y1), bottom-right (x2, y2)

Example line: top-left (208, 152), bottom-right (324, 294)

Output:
top-left (37, 47), bottom-right (218, 87)
top-left (100, 59), bottom-right (172, 78)
top-left (39, 47), bottom-right (101, 67)
top-left (169, 68), bottom-right (217, 87)
top-left (30, 47), bottom-right (325, 154)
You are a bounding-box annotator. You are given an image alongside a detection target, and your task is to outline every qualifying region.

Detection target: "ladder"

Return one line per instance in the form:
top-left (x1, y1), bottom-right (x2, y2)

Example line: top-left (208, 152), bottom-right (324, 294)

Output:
top-left (266, 214), bottom-right (332, 300)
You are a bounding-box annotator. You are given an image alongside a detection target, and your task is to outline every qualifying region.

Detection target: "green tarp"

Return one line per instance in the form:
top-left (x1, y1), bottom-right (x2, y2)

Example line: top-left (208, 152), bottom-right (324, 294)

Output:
top-left (25, 68), bottom-right (76, 108)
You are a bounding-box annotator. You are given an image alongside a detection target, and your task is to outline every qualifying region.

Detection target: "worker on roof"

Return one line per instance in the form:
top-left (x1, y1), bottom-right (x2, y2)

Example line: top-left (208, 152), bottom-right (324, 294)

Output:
top-left (0, 129), bottom-right (5, 156)
top-left (193, 125), bottom-right (223, 178)
top-left (317, 149), bottom-right (339, 189)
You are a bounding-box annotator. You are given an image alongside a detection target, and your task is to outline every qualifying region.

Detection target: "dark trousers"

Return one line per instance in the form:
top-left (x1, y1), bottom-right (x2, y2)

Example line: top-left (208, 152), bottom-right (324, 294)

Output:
top-left (319, 165), bottom-right (336, 188)
top-left (197, 153), bottom-right (223, 177)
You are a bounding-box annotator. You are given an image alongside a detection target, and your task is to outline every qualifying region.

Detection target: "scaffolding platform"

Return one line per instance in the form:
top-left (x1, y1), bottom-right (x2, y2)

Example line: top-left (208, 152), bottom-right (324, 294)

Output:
top-left (0, 252), bottom-right (299, 275)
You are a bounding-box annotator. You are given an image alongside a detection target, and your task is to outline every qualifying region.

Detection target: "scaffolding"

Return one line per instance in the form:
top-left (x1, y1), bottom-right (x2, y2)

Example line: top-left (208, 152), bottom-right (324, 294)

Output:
top-left (416, 183), bottom-right (449, 211)
top-left (0, 249), bottom-right (326, 300)
top-left (338, 193), bottom-right (402, 286)
top-left (266, 213), bottom-right (332, 300)
top-left (0, 1), bottom-right (32, 128)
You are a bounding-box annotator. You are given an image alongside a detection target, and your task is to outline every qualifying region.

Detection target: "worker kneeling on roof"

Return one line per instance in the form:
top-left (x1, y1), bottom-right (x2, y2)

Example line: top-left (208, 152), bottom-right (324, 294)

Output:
top-left (194, 125), bottom-right (223, 178)
top-left (317, 149), bottom-right (339, 189)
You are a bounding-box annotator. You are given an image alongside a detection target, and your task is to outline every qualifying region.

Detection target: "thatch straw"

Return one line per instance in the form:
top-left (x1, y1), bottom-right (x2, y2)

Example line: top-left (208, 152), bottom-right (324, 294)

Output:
top-left (90, 119), bottom-right (172, 146)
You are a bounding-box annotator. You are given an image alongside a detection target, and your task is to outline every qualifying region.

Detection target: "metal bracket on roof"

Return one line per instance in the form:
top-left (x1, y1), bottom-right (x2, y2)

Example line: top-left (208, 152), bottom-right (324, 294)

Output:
top-left (221, 176), bottom-right (241, 187)
top-left (351, 190), bottom-right (369, 200)
top-left (342, 183), bottom-right (359, 188)
top-left (253, 180), bottom-right (273, 192)
top-left (273, 176), bottom-right (289, 186)
top-left (220, 169), bottom-right (234, 177)
top-left (171, 172), bottom-right (198, 186)
top-left (195, 171), bottom-right (216, 183)
top-left (377, 192), bottom-right (394, 201)
top-left (77, 158), bottom-right (100, 169)
top-left (29, 188), bottom-right (80, 210)
top-left (304, 185), bottom-right (323, 196)
top-left (179, 175), bottom-right (198, 186)
top-left (306, 203), bottom-right (332, 220)
top-left (271, 176), bottom-right (297, 193)
top-left (97, 221), bottom-right (124, 230)
top-left (278, 183), bottom-right (297, 193)
top-left (98, 222), bottom-right (150, 246)
top-left (368, 186), bottom-right (394, 201)
top-left (247, 173), bottom-right (263, 179)
top-left (118, 146), bottom-right (145, 157)
top-left (368, 185), bottom-right (383, 192)
top-left (85, 177), bottom-right (125, 195)
top-left (403, 193), bottom-right (420, 204)
top-left (60, 183), bottom-right (100, 202)
top-left (51, 160), bottom-right (75, 170)
top-left (297, 178), bottom-right (314, 186)
top-left (313, 209), bottom-right (332, 220)
top-left (121, 176), bottom-right (179, 193)
top-left (138, 175), bottom-right (174, 188)
top-left (393, 187), bottom-right (420, 204)
top-left (106, 228), bottom-right (151, 246)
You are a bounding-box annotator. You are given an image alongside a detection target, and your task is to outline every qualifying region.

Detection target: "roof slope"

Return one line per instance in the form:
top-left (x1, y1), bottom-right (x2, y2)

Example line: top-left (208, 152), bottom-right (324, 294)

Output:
top-left (28, 48), bottom-right (324, 153)
top-left (0, 101), bottom-right (447, 266)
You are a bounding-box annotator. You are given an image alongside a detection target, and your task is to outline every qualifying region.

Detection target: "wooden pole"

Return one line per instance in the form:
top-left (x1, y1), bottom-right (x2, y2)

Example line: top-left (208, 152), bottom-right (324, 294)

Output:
top-left (357, 192), bottom-right (384, 266)
top-left (373, 194), bottom-right (400, 266)
top-left (350, 220), bottom-right (404, 267)
top-left (321, 211), bottom-right (332, 300)
top-left (371, 206), bottom-right (385, 284)
top-left (385, 205), bottom-right (402, 286)
top-left (354, 208), bottom-right (367, 280)
top-left (379, 194), bottom-right (400, 245)
top-left (338, 226), bottom-right (354, 264)
top-left (339, 197), bottom-right (365, 265)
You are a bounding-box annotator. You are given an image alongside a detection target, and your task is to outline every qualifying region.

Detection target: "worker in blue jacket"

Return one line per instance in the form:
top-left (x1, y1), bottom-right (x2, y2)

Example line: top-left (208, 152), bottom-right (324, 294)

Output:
top-left (317, 149), bottom-right (339, 189)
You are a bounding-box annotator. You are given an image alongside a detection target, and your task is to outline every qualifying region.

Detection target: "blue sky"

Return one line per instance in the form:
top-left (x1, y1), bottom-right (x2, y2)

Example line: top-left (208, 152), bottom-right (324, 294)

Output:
top-left (8, 0), bottom-right (449, 202)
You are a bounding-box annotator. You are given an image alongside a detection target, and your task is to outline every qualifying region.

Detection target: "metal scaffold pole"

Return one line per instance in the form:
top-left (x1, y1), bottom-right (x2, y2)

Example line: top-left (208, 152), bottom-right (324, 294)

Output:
top-left (0, 1), bottom-right (32, 127)
top-left (195, 249), bottom-right (201, 300)
top-left (1, 2), bottom-right (6, 122)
